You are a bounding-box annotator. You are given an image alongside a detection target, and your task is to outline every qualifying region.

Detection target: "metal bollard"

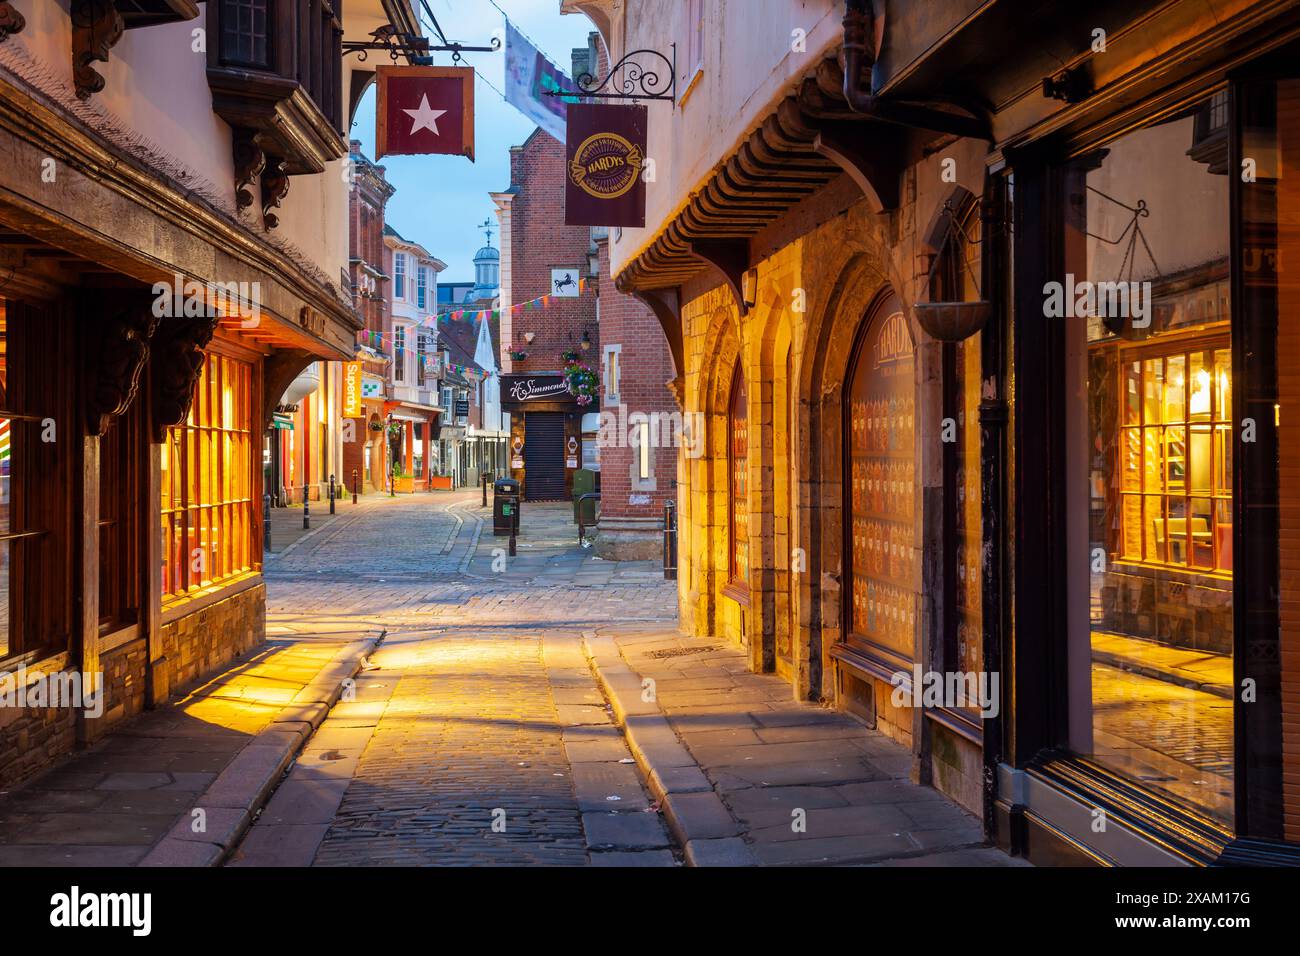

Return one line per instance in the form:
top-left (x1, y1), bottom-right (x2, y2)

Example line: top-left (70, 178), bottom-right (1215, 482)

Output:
top-left (263, 494), bottom-right (272, 552)
top-left (352, 468), bottom-right (359, 505)
top-left (663, 499), bottom-right (678, 581)
top-left (508, 493), bottom-right (519, 555)
top-left (303, 485), bottom-right (310, 530)
top-left (482, 471), bottom-right (489, 508)
top-left (329, 473), bottom-right (336, 515)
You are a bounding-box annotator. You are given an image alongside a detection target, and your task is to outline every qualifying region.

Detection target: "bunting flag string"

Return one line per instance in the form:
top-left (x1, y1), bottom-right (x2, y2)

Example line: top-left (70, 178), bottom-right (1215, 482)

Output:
top-left (357, 277), bottom-right (591, 359)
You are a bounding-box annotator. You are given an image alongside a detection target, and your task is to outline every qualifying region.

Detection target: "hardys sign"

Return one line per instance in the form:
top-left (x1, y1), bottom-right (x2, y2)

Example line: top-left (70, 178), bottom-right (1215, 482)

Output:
top-left (565, 103), bottom-right (647, 228)
top-left (501, 375), bottom-right (573, 407)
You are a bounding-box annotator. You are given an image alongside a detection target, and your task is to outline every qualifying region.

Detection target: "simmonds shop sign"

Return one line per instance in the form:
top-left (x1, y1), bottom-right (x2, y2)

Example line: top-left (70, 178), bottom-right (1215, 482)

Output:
top-left (503, 375), bottom-right (572, 404)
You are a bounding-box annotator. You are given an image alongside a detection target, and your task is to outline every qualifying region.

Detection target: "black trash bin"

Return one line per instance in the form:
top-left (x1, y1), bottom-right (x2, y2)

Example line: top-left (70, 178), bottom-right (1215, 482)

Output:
top-left (493, 477), bottom-right (521, 537)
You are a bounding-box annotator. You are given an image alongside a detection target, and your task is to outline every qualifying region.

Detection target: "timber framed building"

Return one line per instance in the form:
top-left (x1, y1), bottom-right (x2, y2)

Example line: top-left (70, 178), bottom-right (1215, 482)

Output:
top-left (0, 0), bottom-right (419, 787)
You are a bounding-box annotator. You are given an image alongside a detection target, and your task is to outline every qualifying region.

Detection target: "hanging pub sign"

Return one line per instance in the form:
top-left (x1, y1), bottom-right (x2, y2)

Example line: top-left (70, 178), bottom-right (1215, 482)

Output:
top-left (376, 66), bottom-right (475, 161)
top-left (565, 103), bottom-right (647, 228)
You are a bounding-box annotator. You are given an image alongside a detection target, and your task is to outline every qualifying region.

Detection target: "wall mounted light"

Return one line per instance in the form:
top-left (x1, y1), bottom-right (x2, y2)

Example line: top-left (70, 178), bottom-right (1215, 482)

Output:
top-left (581, 330), bottom-right (592, 352)
top-left (741, 268), bottom-right (759, 309)
top-left (524, 331), bottom-right (536, 344)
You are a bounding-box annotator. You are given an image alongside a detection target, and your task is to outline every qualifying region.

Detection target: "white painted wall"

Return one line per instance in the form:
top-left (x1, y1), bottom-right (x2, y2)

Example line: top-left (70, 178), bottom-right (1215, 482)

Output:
top-left (9, 1), bottom-right (401, 295)
top-left (564, 0), bottom-right (843, 277)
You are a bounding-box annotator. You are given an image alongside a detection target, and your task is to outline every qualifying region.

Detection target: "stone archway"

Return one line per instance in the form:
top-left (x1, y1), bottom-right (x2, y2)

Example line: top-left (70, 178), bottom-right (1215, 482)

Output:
top-left (681, 301), bottom-right (743, 642)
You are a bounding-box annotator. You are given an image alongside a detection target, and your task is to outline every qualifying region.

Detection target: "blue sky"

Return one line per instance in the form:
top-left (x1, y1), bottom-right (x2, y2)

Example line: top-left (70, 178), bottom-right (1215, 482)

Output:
top-left (350, 0), bottom-right (593, 283)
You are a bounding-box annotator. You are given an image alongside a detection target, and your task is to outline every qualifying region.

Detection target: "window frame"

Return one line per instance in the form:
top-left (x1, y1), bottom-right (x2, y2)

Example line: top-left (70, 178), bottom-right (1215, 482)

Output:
top-left (394, 253), bottom-right (407, 300)
top-left (726, 361), bottom-right (749, 596)
top-left (159, 341), bottom-right (261, 608)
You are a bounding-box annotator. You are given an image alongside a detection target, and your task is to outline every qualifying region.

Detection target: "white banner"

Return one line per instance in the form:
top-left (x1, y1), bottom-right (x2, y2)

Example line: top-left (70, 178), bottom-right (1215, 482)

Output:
top-left (504, 20), bottom-right (570, 143)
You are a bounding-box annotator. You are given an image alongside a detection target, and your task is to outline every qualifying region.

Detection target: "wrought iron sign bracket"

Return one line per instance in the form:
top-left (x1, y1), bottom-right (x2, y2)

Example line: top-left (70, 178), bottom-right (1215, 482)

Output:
top-left (546, 44), bottom-right (677, 104)
top-left (342, 28), bottom-right (500, 65)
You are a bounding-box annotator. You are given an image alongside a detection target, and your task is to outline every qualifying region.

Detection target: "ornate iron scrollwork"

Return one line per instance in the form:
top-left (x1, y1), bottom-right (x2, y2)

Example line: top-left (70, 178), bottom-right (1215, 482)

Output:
top-left (342, 25), bottom-right (500, 65)
top-left (546, 45), bottom-right (677, 103)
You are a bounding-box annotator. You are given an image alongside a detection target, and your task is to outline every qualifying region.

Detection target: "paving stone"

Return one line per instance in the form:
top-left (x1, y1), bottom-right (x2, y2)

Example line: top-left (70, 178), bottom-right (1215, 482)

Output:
top-left (649, 764), bottom-right (713, 796)
top-left (750, 832), bottom-right (918, 866)
top-left (227, 824), bottom-right (330, 867)
top-left (139, 837), bottom-right (224, 867)
top-left (589, 850), bottom-right (677, 867)
top-left (685, 837), bottom-right (759, 867)
top-left (662, 790), bottom-right (740, 841)
top-left (165, 806), bottom-right (249, 846)
top-left (259, 777), bottom-right (351, 826)
top-left (570, 762), bottom-right (651, 812)
top-left (0, 844), bottom-right (151, 866)
top-left (582, 811), bottom-right (671, 850)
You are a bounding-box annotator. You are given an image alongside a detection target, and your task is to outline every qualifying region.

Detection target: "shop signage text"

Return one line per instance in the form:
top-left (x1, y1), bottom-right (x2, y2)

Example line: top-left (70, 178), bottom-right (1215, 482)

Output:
top-left (565, 103), bottom-right (647, 227)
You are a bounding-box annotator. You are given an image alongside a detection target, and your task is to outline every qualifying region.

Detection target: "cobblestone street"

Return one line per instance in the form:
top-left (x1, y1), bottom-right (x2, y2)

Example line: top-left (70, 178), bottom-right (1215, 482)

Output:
top-left (227, 491), bottom-right (1015, 867)
top-left (231, 491), bottom-right (679, 865)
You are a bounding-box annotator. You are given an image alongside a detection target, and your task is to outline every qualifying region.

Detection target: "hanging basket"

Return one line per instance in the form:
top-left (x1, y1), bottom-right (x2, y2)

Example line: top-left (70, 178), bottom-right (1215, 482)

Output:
top-left (914, 301), bottom-right (993, 342)
top-left (913, 199), bottom-right (991, 343)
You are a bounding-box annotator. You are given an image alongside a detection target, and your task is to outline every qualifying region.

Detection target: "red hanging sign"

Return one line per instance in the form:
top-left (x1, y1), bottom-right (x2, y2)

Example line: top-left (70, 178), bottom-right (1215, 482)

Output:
top-left (376, 66), bottom-right (475, 161)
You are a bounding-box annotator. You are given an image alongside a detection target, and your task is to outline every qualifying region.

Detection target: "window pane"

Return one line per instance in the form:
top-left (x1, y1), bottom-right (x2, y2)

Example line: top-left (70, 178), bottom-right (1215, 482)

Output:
top-left (1069, 95), bottom-right (1233, 826)
top-left (163, 352), bottom-right (256, 601)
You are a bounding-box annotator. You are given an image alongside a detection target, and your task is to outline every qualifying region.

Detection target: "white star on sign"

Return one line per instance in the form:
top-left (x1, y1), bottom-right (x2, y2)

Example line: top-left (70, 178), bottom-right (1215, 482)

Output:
top-left (402, 94), bottom-right (447, 137)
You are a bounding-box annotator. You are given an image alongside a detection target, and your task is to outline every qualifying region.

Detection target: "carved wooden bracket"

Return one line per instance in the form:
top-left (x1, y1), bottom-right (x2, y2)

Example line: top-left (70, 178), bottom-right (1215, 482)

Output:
top-left (689, 241), bottom-right (751, 316)
top-left (86, 304), bottom-right (160, 437)
top-left (0, 2), bottom-right (26, 42)
top-left (71, 0), bottom-right (124, 101)
top-left (149, 315), bottom-right (219, 442)
top-left (261, 156), bottom-right (290, 230)
top-left (628, 287), bottom-right (685, 389)
top-left (262, 350), bottom-right (316, 431)
top-left (812, 120), bottom-right (902, 213)
top-left (233, 129), bottom-right (266, 212)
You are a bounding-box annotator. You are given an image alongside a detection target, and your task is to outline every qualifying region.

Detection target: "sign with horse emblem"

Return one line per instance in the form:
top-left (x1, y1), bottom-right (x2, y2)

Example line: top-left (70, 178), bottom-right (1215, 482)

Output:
top-left (565, 103), bottom-right (647, 227)
top-left (551, 269), bottom-right (581, 297)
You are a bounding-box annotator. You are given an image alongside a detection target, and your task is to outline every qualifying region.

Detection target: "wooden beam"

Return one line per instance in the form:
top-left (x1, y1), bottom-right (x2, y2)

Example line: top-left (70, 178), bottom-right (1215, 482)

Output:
top-left (812, 121), bottom-right (902, 213)
top-left (689, 240), bottom-right (751, 316)
top-left (628, 287), bottom-right (685, 394)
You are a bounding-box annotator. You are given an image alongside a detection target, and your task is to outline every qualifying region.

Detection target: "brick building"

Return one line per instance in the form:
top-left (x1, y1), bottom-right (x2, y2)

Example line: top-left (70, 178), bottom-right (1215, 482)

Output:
top-left (492, 128), bottom-right (599, 501)
top-left (492, 34), bottom-right (677, 539)
top-left (342, 141), bottom-right (396, 495)
top-left (591, 230), bottom-right (678, 559)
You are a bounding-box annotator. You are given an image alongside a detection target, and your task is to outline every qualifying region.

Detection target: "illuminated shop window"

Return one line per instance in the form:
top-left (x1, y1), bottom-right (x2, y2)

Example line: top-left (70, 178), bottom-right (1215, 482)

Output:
top-left (728, 363), bottom-right (748, 587)
top-left (1118, 340), bottom-right (1233, 572)
top-left (1069, 92), bottom-right (1234, 826)
top-left (161, 352), bottom-right (257, 602)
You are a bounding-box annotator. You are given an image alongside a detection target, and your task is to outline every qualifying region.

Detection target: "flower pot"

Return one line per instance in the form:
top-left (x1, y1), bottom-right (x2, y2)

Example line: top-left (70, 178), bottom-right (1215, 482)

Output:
top-left (913, 300), bottom-right (992, 342)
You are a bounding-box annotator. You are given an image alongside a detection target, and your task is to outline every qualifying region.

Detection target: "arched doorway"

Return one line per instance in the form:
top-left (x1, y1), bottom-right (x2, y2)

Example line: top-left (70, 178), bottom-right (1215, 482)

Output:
top-left (841, 288), bottom-right (918, 687)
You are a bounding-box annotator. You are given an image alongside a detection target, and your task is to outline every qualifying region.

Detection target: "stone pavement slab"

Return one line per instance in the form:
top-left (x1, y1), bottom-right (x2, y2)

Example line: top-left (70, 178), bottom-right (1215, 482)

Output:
top-left (586, 626), bottom-right (1026, 867)
top-left (0, 634), bottom-right (378, 867)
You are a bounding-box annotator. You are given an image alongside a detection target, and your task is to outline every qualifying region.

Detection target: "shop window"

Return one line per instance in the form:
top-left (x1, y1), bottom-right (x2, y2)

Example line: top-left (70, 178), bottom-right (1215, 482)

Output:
top-left (937, 197), bottom-right (985, 701)
top-left (1065, 94), bottom-right (1234, 826)
top-left (846, 292), bottom-right (916, 668)
top-left (728, 363), bottom-right (748, 589)
top-left (0, 301), bottom-right (73, 662)
top-left (1117, 339), bottom-right (1232, 571)
top-left (161, 351), bottom-right (258, 603)
top-left (98, 396), bottom-right (144, 632)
